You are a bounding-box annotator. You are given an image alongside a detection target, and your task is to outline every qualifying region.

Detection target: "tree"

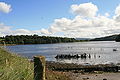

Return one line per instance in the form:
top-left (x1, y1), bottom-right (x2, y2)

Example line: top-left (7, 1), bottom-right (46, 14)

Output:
top-left (3, 35), bottom-right (78, 44)
top-left (116, 34), bottom-right (120, 42)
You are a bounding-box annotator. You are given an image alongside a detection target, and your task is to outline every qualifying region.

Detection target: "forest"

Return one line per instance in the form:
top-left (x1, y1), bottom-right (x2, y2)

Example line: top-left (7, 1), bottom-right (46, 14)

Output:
top-left (90, 34), bottom-right (120, 41)
top-left (116, 34), bottom-right (120, 42)
top-left (0, 35), bottom-right (78, 44)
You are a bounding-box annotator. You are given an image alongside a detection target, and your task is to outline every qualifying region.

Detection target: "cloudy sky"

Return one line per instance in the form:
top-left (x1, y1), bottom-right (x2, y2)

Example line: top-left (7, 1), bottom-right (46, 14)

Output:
top-left (0, 0), bottom-right (120, 38)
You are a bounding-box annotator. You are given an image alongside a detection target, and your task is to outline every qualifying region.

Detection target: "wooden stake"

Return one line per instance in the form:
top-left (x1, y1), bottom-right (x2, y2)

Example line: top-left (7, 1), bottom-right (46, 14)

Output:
top-left (34, 56), bottom-right (46, 80)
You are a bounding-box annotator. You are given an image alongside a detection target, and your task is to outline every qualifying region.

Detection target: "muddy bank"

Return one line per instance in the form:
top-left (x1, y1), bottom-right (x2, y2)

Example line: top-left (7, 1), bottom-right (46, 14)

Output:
top-left (67, 72), bottom-right (120, 80)
top-left (46, 61), bottom-right (120, 80)
top-left (46, 61), bottom-right (120, 72)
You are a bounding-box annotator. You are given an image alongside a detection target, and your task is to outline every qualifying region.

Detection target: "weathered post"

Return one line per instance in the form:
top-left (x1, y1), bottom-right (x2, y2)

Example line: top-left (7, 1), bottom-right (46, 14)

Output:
top-left (34, 56), bottom-right (46, 80)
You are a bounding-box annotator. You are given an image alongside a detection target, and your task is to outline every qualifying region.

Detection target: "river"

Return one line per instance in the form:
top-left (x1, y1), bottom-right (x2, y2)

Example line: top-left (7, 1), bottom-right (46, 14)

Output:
top-left (6, 41), bottom-right (120, 65)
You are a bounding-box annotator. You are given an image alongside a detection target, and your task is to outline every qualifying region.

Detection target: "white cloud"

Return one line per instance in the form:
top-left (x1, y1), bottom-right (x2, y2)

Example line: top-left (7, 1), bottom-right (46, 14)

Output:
top-left (0, 2), bottom-right (12, 13)
top-left (71, 2), bottom-right (98, 18)
top-left (105, 13), bottom-right (110, 17)
top-left (114, 4), bottom-right (120, 22)
top-left (13, 29), bottom-right (32, 35)
top-left (0, 23), bottom-right (12, 36)
top-left (115, 4), bottom-right (120, 15)
top-left (46, 15), bottom-right (115, 38)
top-left (40, 28), bottom-right (51, 35)
top-left (0, 23), bottom-right (34, 36)
top-left (38, 3), bottom-right (120, 38)
top-left (0, 23), bottom-right (51, 37)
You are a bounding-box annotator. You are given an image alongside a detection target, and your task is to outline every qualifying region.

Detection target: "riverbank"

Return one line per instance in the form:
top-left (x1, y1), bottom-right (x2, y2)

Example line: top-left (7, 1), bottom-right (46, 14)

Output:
top-left (0, 47), bottom-right (33, 80)
top-left (46, 61), bottom-right (120, 80)
top-left (0, 44), bottom-right (16, 46)
top-left (67, 72), bottom-right (120, 80)
top-left (0, 48), bottom-right (71, 80)
top-left (46, 61), bottom-right (120, 72)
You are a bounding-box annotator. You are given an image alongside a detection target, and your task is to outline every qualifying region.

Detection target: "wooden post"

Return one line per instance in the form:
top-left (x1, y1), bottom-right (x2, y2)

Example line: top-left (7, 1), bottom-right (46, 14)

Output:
top-left (34, 56), bottom-right (46, 80)
top-left (3, 41), bottom-right (6, 48)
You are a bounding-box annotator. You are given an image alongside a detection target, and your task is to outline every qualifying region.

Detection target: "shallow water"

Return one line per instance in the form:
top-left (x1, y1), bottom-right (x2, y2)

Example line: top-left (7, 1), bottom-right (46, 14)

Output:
top-left (6, 41), bottom-right (120, 65)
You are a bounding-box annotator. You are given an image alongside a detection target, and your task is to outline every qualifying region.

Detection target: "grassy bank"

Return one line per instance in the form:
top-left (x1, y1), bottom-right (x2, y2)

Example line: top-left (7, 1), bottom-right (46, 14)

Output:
top-left (0, 48), bottom-right (71, 80)
top-left (0, 48), bottom-right (34, 80)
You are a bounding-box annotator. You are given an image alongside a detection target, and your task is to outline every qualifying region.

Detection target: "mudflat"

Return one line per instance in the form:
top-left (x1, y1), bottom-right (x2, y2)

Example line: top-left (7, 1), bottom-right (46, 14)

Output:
top-left (67, 72), bottom-right (120, 80)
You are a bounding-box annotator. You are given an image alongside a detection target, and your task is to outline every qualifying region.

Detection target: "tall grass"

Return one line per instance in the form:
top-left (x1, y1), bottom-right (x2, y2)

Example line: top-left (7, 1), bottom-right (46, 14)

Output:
top-left (0, 48), bottom-right (34, 80)
top-left (0, 47), bottom-right (71, 80)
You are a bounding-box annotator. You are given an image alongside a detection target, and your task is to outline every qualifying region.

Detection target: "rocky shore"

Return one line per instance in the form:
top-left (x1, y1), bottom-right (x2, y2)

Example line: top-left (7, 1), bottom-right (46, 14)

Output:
top-left (46, 61), bottom-right (120, 80)
top-left (67, 72), bottom-right (120, 80)
top-left (46, 61), bottom-right (120, 72)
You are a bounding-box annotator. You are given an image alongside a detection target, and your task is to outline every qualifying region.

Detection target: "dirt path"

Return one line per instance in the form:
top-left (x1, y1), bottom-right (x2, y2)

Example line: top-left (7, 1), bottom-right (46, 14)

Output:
top-left (67, 72), bottom-right (120, 80)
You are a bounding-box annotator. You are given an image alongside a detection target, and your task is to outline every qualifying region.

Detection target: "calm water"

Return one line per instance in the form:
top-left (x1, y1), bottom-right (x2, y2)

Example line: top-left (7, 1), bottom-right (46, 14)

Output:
top-left (6, 41), bottom-right (120, 65)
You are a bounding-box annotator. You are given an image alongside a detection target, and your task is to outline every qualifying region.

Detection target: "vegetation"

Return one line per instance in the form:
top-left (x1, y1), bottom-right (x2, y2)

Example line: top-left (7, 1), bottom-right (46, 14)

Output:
top-left (0, 48), bottom-right (71, 80)
top-left (0, 37), bottom-right (5, 43)
top-left (90, 34), bottom-right (118, 41)
top-left (0, 35), bottom-right (78, 44)
top-left (115, 34), bottom-right (120, 42)
top-left (0, 48), bottom-right (34, 80)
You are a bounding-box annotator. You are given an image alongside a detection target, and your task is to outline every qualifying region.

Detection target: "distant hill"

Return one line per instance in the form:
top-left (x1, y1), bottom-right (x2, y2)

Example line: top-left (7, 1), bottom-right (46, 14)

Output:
top-left (76, 38), bottom-right (91, 40)
top-left (116, 34), bottom-right (120, 42)
top-left (90, 35), bottom-right (119, 41)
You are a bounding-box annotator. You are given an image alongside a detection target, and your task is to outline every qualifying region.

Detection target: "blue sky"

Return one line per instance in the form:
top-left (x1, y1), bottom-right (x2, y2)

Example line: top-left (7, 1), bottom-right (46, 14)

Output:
top-left (0, 0), bottom-right (120, 37)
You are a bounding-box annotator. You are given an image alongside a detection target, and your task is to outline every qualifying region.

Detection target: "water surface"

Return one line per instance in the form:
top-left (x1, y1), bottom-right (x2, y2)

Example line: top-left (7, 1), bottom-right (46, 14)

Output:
top-left (6, 41), bottom-right (120, 65)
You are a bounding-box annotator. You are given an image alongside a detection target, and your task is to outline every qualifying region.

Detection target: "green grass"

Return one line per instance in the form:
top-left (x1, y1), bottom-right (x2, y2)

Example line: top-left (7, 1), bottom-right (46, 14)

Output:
top-left (0, 48), bottom-right (34, 80)
top-left (0, 48), bottom-right (71, 80)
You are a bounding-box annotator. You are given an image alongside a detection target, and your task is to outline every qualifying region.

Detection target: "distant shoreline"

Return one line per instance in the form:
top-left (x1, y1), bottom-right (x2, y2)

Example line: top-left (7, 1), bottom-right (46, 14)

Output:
top-left (0, 41), bottom-right (88, 46)
top-left (0, 44), bottom-right (16, 46)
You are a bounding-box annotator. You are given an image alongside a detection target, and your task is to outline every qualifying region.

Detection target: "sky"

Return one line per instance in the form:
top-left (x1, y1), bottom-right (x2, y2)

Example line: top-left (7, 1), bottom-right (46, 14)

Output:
top-left (0, 0), bottom-right (120, 38)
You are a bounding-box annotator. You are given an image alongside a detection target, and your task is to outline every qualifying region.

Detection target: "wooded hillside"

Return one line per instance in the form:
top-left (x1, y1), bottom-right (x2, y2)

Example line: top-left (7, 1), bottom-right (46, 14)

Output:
top-left (0, 35), bottom-right (77, 44)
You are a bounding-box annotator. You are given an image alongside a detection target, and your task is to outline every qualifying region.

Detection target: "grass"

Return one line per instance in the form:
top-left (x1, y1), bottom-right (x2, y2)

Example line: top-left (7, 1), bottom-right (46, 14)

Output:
top-left (0, 47), bottom-right (34, 80)
top-left (0, 47), bottom-right (71, 80)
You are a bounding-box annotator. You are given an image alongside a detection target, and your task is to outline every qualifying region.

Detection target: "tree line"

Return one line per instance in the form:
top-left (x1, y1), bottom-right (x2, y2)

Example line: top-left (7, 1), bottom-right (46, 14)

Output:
top-left (0, 35), bottom-right (78, 44)
top-left (116, 34), bottom-right (120, 42)
top-left (90, 34), bottom-right (120, 41)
